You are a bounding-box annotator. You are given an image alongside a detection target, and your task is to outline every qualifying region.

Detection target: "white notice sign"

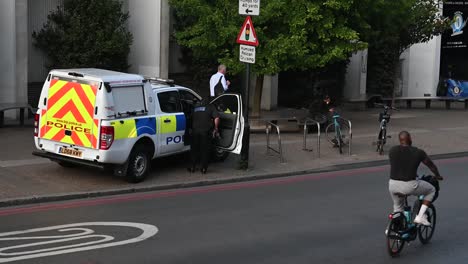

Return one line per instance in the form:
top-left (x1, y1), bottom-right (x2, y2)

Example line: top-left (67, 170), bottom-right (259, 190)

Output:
top-left (240, 45), bottom-right (256, 64)
top-left (239, 0), bottom-right (260, 16)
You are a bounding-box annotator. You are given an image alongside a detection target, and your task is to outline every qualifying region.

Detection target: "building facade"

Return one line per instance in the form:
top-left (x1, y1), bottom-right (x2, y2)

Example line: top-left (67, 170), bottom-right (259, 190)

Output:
top-left (345, 2), bottom-right (468, 101)
top-left (0, 0), bottom-right (171, 114)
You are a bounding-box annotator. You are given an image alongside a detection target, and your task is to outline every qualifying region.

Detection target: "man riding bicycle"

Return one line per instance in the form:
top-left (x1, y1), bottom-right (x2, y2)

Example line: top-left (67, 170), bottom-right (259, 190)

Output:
top-left (389, 131), bottom-right (444, 226)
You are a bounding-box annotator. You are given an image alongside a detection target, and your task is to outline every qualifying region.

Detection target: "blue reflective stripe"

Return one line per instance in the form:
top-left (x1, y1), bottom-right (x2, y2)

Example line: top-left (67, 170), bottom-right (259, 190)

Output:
top-left (135, 117), bottom-right (156, 136)
top-left (176, 114), bottom-right (186, 131)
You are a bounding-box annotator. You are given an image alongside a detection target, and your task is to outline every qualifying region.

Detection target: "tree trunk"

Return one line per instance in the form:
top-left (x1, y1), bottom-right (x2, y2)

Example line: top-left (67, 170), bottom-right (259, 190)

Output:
top-left (252, 74), bottom-right (264, 118)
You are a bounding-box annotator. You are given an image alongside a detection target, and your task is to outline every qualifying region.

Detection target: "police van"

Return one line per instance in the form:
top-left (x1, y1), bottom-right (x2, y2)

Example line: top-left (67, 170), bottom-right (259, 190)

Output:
top-left (33, 68), bottom-right (244, 182)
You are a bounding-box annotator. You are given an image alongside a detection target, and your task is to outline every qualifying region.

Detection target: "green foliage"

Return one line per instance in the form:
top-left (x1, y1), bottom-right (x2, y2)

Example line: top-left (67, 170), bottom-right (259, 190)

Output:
top-left (361, 0), bottom-right (450, 96)
top-left (170, 0), bottom-right (367, 76)
top-left (32, 0), bottom-right (133, 71)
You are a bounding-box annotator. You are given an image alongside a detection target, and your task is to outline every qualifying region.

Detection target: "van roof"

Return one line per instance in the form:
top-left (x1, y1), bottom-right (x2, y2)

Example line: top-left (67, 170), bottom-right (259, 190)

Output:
top-left (51, 68), bottom-right (144, 84)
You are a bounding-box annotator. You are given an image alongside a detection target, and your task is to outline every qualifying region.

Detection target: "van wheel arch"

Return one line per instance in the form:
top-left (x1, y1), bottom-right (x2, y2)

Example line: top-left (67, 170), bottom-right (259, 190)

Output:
top-left (133, 137), bottom-right (156, 159)
top-left (124, 137), bottom-right (155, 183)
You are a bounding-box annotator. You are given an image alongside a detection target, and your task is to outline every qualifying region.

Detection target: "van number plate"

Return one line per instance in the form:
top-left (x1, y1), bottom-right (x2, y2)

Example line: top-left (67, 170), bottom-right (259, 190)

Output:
top-left (58, 147), bottom-right (82, 158)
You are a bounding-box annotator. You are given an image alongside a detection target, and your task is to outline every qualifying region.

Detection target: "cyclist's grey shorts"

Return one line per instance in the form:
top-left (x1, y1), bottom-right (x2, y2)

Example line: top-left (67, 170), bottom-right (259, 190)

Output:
top-left (388, 179), bottom-right (436, 212)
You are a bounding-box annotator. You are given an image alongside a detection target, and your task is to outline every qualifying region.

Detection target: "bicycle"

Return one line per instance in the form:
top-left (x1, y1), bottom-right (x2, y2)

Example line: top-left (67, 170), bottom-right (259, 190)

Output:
top-left (325, 110), bottom-right (350, 154)
top-left (385, 175), bottom-right (439, 257)
top-left (375, 103), bottom-right (398, 155)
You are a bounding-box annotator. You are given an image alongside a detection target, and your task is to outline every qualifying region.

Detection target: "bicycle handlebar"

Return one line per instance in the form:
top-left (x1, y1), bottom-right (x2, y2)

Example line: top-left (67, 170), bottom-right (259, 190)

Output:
top-left (374, 103), bottom-right (398, 111)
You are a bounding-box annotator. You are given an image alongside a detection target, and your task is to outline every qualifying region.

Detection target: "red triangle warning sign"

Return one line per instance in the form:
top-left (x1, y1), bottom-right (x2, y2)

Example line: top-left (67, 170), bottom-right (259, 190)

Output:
top-left (236, 16), bottom-right (259, 47)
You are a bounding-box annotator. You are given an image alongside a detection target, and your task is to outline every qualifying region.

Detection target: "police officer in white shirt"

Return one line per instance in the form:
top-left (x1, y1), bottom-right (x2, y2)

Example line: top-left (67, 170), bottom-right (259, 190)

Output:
top-left (209, 64), bottom-right (230, 99)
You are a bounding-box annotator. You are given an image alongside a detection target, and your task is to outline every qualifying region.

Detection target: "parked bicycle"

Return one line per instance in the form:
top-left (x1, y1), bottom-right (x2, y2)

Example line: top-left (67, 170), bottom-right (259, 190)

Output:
top-left (325, 110), bottom-right (350, 154)
top-left (375, 103), bottom-right (398, 155)
top-left (385, 175), bottom-right (439, 257)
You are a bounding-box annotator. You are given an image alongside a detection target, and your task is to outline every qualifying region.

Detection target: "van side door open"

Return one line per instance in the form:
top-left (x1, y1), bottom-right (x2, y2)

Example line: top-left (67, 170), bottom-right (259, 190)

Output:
top-left (210, 94), bottom-right (244, 154)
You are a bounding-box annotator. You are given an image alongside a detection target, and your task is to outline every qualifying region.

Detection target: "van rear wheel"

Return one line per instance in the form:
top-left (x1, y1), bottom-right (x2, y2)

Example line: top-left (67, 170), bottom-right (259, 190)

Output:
top-left (126, 145), bottom-right (151, 183)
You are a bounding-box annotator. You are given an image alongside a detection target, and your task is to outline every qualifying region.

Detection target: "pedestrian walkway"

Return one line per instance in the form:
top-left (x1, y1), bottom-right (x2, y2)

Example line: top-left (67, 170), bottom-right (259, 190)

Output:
top-left (1, 108), bottom-right (468, 204)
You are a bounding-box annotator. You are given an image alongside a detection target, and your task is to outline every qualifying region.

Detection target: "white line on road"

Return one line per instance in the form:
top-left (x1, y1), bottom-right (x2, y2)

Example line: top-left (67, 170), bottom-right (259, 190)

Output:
top-left (0, 222), bottom-right (159, 263)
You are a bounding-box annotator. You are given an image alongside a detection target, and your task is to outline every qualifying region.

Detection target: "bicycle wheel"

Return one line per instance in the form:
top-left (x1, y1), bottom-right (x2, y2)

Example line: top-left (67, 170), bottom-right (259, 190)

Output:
top-left (325, 121), bottom-right (350, 145)
top-left (337, 129), bottom-right (343, 154)
top-left (376, 130), bottom-right (383, 152)
top-left (379, 129), bottom-right (386, 155)
top-left (418, 204), bottom-right (437, 244)
top-left (386, 217), bottom-right (406, 257)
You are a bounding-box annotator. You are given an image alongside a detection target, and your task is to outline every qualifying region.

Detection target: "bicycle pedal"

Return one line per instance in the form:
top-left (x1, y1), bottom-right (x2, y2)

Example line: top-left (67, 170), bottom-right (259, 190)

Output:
top-left (387, 135), bottom-right (392, 138)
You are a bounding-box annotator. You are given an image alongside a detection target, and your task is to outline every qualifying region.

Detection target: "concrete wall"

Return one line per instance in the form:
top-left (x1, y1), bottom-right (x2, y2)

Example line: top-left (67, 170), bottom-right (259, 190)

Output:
top-left (16, 0), bottom-right (29, 105)
top-left (343, 50), bottom-right (367, 100)
top-left (0, 0), bottom-right (28, 108)
top-left (28, 0), bottom-right (63, 83)
top-left (261, 75), bottom-right (278, 110)
top-left (127, 0), bottom-right (169, 78)
top-left (0, 0), bottom-right (28, 119)
top-left (0, 0), bottom-right (17, 105)
top-left (402, 36), bottom-right (441, 97)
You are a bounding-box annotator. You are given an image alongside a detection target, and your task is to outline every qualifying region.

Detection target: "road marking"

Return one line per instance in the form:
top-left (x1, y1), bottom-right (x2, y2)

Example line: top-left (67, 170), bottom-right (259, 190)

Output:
top-left (0, 222), bottom-right (158, 263)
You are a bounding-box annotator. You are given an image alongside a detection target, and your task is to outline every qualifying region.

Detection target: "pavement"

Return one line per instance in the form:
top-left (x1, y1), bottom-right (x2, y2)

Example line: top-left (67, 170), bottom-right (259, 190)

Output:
top-left (0, 156), bottom-right (466, 263)
top-left (1, 101), bottom-right (468, 205)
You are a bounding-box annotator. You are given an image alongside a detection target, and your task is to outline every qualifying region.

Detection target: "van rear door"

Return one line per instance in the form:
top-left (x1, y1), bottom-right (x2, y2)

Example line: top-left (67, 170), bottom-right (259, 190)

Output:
top-left (39, 76), bottom-right (99, 149)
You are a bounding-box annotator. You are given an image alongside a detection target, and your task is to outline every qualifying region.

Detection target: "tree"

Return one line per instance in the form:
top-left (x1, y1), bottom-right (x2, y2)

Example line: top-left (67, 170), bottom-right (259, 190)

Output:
top-left (361, 0), bottom-right (449, 97)
top-left (170, 0), bottom-right (367, 116)
top-left (32, 0), bottom-right (133, 72)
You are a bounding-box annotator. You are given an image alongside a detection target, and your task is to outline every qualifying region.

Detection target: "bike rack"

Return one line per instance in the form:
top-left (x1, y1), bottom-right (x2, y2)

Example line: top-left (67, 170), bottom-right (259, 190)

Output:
top-left (339, 117), bottom-right (353, 155)
top-left (303, 118), bottom-right (320, 157)
top-left (266, 121), bottom-right (285, 163)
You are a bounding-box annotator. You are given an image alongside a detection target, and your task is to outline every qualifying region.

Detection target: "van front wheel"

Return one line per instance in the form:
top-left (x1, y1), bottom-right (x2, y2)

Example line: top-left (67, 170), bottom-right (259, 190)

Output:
top-left (126, 145), bottom-right (151, 183)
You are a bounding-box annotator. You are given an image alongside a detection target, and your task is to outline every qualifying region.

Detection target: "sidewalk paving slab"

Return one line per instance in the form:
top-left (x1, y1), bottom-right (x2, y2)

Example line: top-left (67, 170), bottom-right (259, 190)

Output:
top-left (1, 108), bottom-right (468, 207)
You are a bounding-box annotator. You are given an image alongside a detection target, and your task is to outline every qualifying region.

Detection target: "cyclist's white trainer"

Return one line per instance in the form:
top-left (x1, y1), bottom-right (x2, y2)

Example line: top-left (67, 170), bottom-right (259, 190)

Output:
top-left (414, 214), bottom-right (431, 226)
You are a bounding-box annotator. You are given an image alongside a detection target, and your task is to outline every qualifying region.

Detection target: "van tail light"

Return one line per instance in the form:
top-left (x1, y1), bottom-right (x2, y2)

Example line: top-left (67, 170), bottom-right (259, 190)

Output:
top-left (34, 114), bottom-right (40, 137)
top-left (100, 126), bottom-right (114, 150)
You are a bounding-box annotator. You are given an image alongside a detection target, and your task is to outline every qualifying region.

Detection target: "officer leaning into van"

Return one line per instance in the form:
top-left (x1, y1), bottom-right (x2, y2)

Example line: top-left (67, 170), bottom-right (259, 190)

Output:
top-left (188, 99), bottom-right (220, 174)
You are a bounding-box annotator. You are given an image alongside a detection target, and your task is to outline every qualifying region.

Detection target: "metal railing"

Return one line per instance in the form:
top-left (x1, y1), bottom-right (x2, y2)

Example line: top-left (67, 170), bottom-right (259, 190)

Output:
top-left (266, 121), bottom-right (284, 163)
top-left (339, 117), bottom-right (352, 155)
top-left (303, 118), bottom-right (320, 157)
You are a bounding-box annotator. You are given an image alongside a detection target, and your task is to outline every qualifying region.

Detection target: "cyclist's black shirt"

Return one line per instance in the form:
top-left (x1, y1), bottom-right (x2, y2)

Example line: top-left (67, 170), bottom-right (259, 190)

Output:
top-left (389, 145), bottom-right (428, 181)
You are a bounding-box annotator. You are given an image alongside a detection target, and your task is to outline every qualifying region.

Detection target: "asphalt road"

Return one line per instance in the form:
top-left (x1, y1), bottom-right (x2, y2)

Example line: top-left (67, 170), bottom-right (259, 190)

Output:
top-left (0, 157), bottom-right (468, 263)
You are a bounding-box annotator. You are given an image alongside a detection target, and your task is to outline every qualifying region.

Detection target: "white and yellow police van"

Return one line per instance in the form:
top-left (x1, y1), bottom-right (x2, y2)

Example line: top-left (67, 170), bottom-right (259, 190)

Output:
top-left (33, 68), bottom-right (244, 182)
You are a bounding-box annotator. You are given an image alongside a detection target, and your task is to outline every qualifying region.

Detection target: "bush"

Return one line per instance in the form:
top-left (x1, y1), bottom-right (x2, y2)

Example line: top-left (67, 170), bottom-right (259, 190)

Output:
top-left (32, 0), bottom-right (133, 71)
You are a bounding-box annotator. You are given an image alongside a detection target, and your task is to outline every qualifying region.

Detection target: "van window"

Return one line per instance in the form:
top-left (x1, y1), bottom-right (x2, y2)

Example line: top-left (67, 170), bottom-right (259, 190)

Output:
top-left (112, 86), bottom-right (146, 114)
top-left (158, 91), bottom-right (182, 113)
top-left (179, 90), bottom-right (199, 103)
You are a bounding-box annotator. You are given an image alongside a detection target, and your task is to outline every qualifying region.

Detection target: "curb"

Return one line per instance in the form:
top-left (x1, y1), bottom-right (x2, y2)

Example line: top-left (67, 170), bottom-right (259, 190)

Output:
top-left (1, 151), bottom-right (467, 208)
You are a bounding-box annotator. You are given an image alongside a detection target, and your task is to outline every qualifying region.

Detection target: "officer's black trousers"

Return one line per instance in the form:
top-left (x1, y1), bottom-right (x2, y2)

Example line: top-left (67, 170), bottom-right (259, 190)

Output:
top-left (190, 131), bottom-right (212, 169)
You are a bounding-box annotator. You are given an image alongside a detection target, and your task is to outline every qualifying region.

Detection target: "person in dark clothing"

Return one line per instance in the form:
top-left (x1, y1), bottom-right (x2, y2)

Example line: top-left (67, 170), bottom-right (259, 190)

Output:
top-left (388, 131), bottom-right (443, 226)
top-left (321, 95), bottom-right (335, 113)
top-left (188, 99), bottom-right (220, 174)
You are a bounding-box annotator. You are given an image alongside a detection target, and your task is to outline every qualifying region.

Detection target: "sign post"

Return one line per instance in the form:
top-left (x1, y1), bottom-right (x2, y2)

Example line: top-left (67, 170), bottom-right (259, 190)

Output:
top-left (237, 13), bottom-right (259, 169)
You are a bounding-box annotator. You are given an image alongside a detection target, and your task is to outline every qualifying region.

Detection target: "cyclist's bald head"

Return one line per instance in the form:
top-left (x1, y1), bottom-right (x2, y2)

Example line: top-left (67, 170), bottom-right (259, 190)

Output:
top-left (399, 131), bottom-right (412, 146)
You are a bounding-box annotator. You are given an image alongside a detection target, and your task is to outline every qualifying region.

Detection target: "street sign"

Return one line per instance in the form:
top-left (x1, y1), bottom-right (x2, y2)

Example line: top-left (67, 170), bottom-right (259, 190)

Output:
top-left (239, 45), bottom-right (255, 64)
top-left (236, 16), bottom-right (259, 46)
top-left (239, 0), bottom-right (260, 16)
